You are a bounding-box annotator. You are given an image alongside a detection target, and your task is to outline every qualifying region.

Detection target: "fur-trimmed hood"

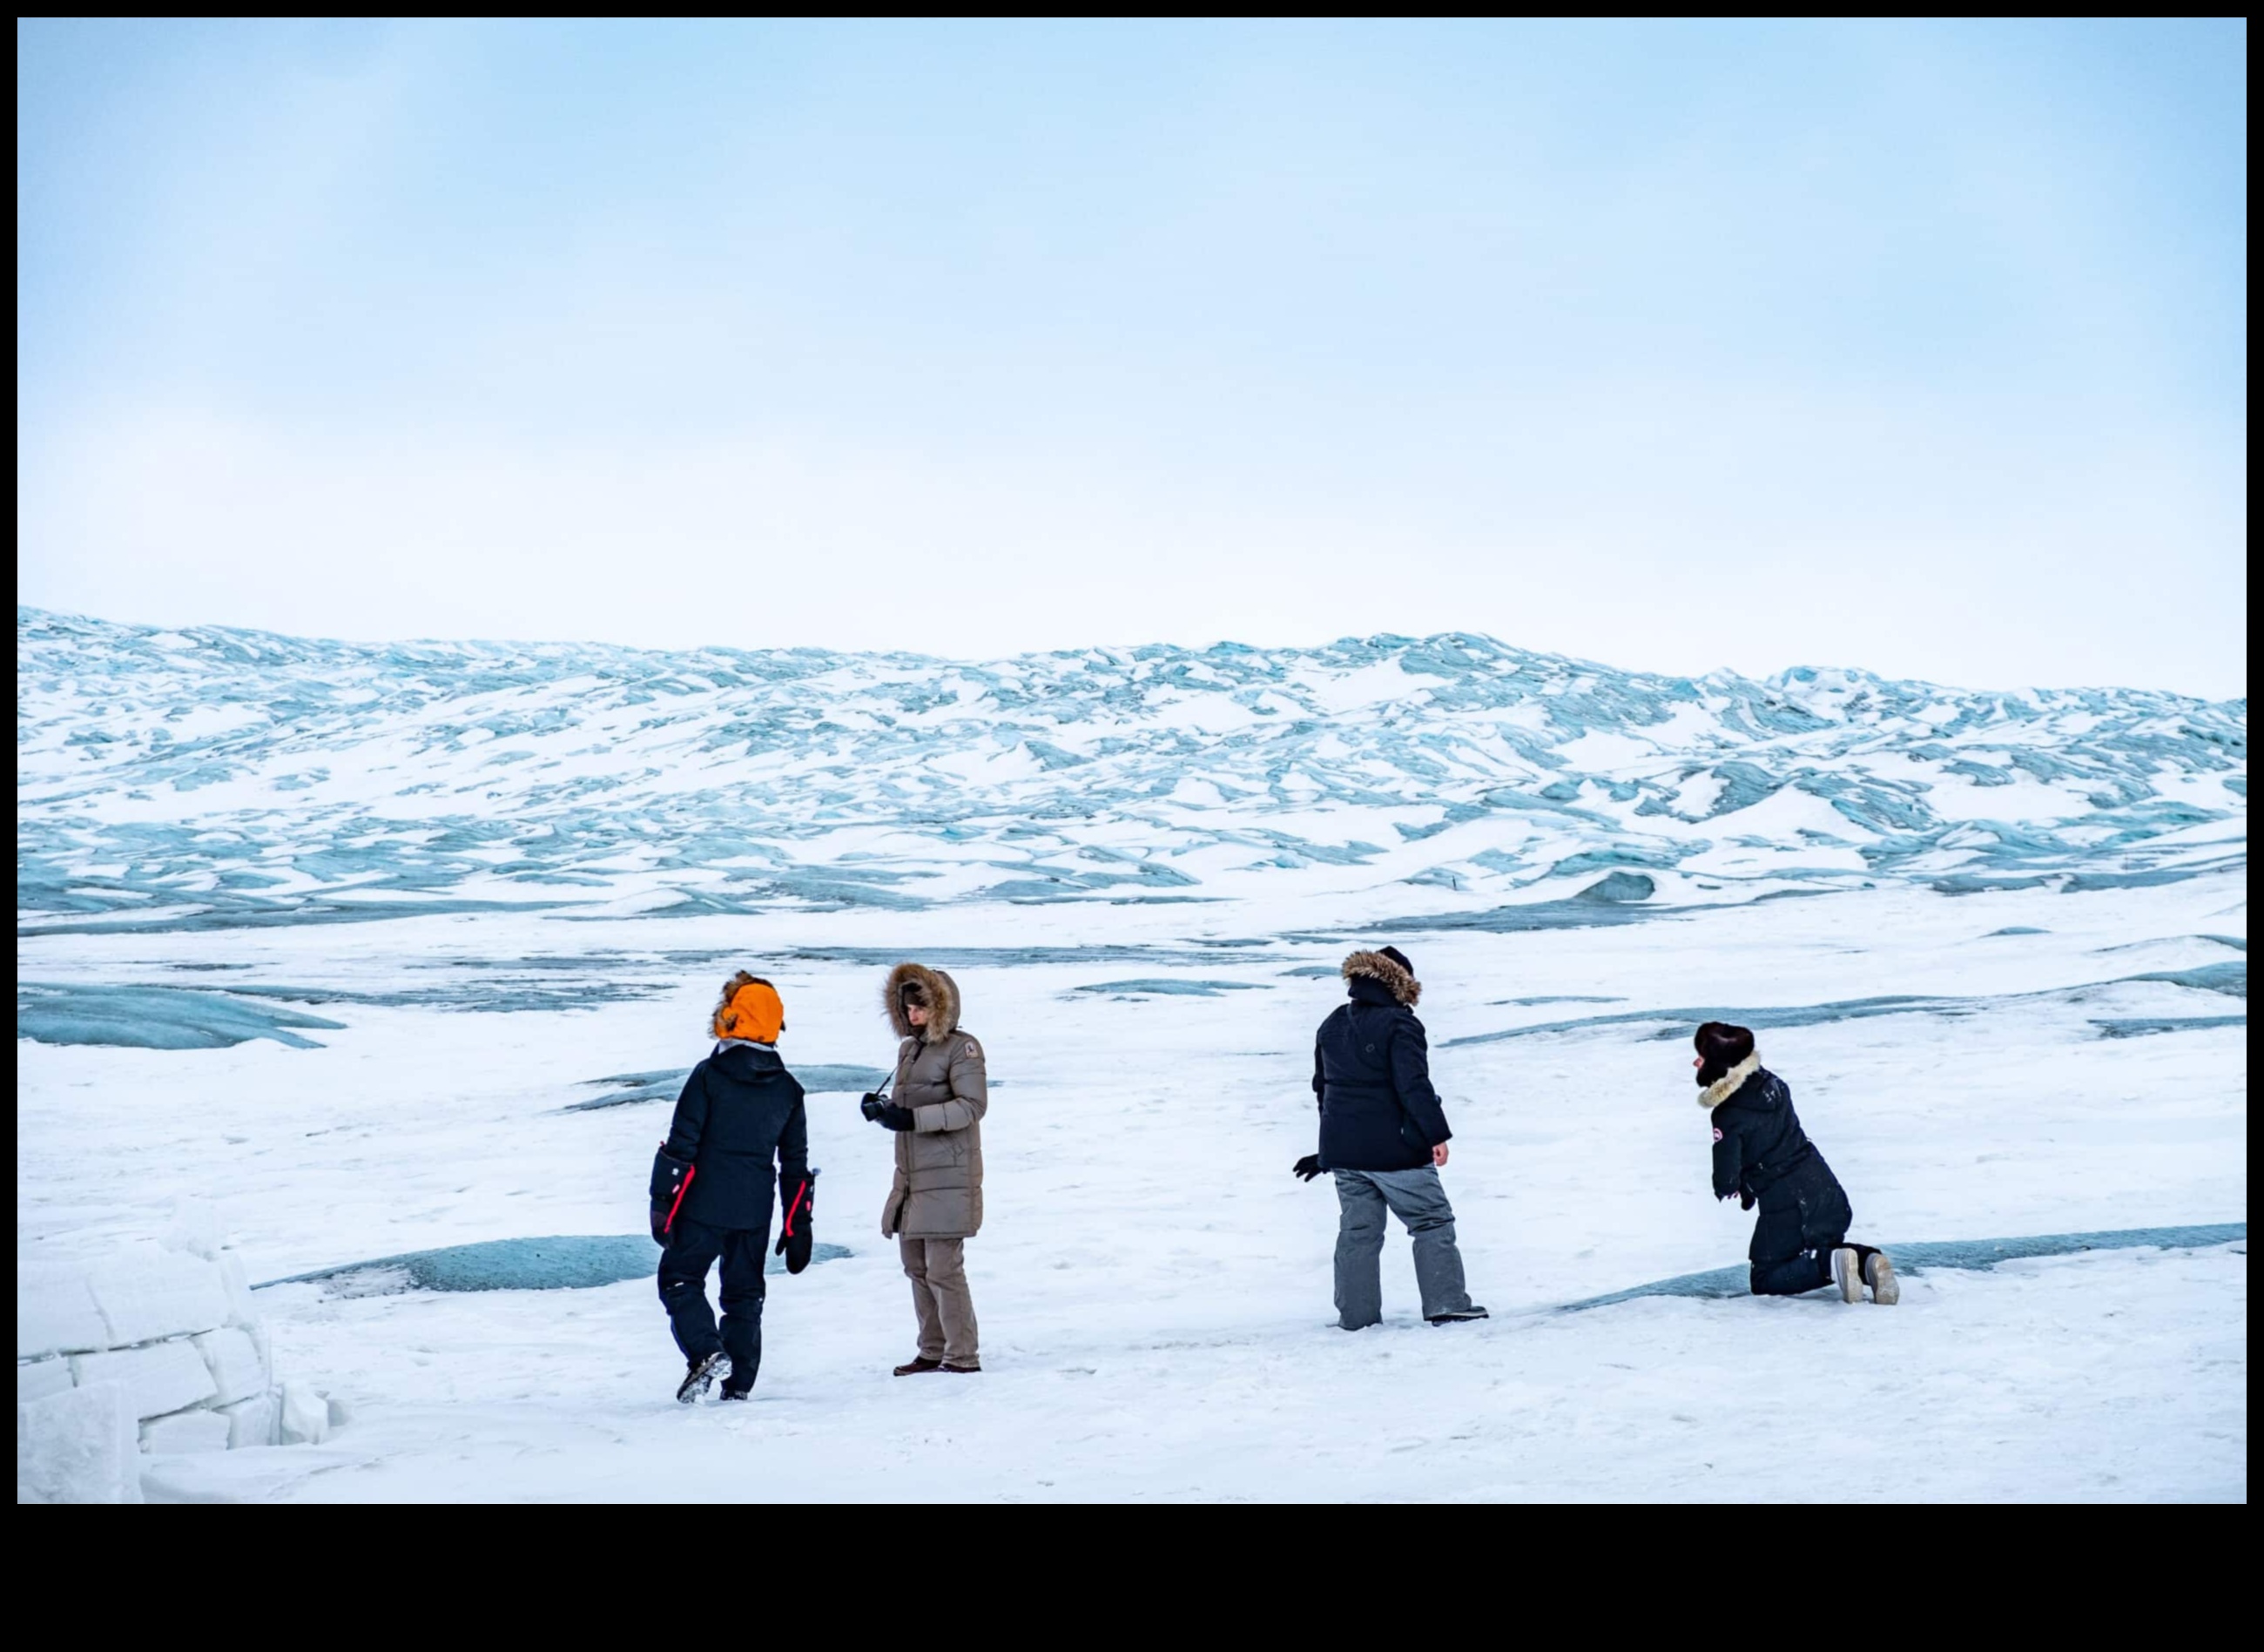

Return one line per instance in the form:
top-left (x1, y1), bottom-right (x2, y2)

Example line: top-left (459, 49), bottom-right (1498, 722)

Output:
top-left (1340, 949), bottom-right (1421, 1008)
top-left (1698, 1050), bottom-right (1763, 1109)
top-left (884, 961), bottom-right (962, 1041)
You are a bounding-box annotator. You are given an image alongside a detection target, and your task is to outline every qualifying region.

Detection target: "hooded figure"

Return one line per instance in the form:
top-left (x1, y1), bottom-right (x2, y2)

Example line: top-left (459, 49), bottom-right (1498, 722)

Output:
top-left (649, 972), bottom-right (815, 1403)
top-left (1696, 1022), bottom-right (1897, 1304)
top-left (1295, 947), bottom-right (1486, 1329)
top-left (861, 962), bottom-right (988, 1373)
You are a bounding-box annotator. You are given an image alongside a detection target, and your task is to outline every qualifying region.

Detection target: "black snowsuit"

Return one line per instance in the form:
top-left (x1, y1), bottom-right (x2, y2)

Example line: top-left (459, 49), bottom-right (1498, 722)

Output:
top-left (1708, 1064), bottom-right (1852, 1296)
top-left (1312, 977), bottom-right (1454, 1172)
top-left (655, 1041), bottom-right (809, 1394)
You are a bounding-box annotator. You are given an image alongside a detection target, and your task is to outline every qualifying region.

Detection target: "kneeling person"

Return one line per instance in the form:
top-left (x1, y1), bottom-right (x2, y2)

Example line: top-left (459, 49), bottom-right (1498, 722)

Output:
top-left (1695, 1022), bottom-right (1897, 1305)
top-left (650, 972), bottom-right (817, 1403)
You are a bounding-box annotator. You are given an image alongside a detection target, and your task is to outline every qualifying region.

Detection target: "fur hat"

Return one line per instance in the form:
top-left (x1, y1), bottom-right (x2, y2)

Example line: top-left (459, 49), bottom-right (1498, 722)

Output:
top-left (712, 972), bottom-right (785, 1044)
top-left (1694, 1021), bottom-right (1754, 1087)
top-left (1341, 947), bottom-right (1421, 1007)
top-left (884, 961), bottom-right (961, 1040)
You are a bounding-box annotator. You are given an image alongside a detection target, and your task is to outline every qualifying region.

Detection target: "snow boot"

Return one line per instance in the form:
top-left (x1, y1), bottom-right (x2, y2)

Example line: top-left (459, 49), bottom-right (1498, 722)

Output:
top-left (677, 1350), bottom-right (728, 1404)
top-left (893, 1356), bottom-right (944, 1377)
top-left (1426, 1305), bottom-right (1490, 1325)
top-left (719, 1389), bottom-right (751, 1403)
top-left (941, 1360), bottom-right (981, 1374)
top-left (1831, 1248), bottom-right (1863, 1303)
top-left (1865, 1251), bottom-right (1901, 1306)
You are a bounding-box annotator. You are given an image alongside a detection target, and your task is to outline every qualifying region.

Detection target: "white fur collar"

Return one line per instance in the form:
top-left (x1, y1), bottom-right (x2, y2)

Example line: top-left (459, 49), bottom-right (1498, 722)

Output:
top-left (1698, 1050), bottom-right (1762, 1109)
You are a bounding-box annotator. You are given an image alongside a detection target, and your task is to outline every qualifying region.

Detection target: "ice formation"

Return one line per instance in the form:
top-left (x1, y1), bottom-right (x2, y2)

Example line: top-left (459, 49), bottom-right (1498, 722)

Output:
top-left (16, 608), bottom-right (2244, 949)
top-left (16, 1203), bottom-right (331, 1501)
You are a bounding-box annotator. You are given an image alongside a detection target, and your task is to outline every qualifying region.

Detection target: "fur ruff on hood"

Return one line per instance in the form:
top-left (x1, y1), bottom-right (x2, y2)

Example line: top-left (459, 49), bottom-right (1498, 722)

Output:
top-left (1698, 1050), bottom-right (1764, 1109)
top-left (884, 961), bottom-right (962, 1041)
top-left (1340, 949), bottom-right (1421, 1008)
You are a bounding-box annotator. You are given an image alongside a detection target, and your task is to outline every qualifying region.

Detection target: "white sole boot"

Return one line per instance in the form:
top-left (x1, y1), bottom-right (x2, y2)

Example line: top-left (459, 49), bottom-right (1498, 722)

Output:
top-left (1831, 1247), bottom-right (1863, 1303)
top-left (1866, 1251), bottom-right (1901, 1305)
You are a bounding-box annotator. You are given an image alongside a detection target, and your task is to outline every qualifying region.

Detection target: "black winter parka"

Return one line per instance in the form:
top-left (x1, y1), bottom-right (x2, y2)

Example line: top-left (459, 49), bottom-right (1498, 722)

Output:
top-left (1709, 1063), bottom-right (1830, 1206)
top-left (1312, 977), bottom-right (1454, 1172)
top-left (663, 1042), bottom-right (809, 1231)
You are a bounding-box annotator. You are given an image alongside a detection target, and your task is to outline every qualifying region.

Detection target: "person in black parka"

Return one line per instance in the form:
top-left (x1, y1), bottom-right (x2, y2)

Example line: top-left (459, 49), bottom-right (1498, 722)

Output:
top-left (650, 972), bottom-right (817, 1402)
top-left (1695, 1022), bottom-right (1897, 1304)
top-left (1293, 947), bottom-right (1486, 1329)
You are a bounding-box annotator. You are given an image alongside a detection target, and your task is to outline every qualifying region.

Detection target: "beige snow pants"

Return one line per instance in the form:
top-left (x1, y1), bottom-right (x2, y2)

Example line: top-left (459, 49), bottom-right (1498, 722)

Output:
top-left (900, 1237), bottom-right (980, 1366)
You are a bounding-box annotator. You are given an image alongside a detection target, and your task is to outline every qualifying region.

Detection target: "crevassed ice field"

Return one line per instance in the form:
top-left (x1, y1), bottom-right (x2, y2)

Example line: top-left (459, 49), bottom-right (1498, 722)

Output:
top-left (16, 607), bottom-right (2247, 1501)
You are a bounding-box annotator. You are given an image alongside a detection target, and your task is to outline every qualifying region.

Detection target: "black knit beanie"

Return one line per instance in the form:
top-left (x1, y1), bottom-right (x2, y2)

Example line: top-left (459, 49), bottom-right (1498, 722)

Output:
top-left (1378, 946), bottom-right (1413, 975)
top-left (1694, 1021), bottom-right (1755, 1088)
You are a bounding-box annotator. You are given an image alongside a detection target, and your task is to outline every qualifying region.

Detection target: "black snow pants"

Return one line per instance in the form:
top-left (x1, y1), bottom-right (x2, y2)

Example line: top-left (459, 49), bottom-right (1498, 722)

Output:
top-left (658, 1216), bottom-right (767, 1394)
top-left (1748, 1168), bottom-right (1854, 1297)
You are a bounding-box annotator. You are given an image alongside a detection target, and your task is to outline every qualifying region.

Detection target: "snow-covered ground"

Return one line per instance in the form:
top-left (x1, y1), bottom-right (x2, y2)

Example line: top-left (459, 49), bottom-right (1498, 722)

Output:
top-left (18, 877), bottom-right (2246, 1501)
top-left (16, 612), bottom-right (2245, 1500)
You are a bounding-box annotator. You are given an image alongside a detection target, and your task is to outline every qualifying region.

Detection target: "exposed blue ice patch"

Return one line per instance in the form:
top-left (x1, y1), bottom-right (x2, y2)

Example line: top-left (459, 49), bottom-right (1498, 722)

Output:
top-left (1486, 994), bottom-right (1627, 1007)
top-left (17, 981), bottom-right (346, 1049)
top-left (1446, 962), bottom-right (2250, 1047)
top-left (1446, 993), bottom-right (1951, 1046)
top-left (1071, 978), bottom-right (1270, 997)
top-left (1986, 927), bottom-right (2049, 937)
top-left (563, 1070), bottom-right (683, 1111)
top-left (563, 1061), bottom-right (891, 1110)
top-left (261, 1233), bottom-right (854, 1293)
top-left (1562, 1224), bottom-right (2247, 1311)
top-left (1391, 893), bottom-right (1671, 934)
top-left (2128, 961), bottom-right (2245, 997)
top-left (1280, 965), bottom-right (1341, 978)
top-left (792, 1063), bottom-right (893, 1091)
top-left (2092, 1016), bottom-right (2247, 1038)
top-left (1574, 871), bottom-right (1655, 902)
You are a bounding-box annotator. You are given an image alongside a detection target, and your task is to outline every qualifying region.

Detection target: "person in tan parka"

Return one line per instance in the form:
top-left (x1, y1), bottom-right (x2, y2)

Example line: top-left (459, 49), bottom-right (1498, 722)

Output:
top-left (859, 962), bottom-right (988, 1373)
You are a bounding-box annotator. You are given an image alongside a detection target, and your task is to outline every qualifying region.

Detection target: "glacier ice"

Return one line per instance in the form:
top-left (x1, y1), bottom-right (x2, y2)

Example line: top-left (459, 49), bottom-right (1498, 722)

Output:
top-left (13, 609), bottom-right (2243, 943)
top-left (1562, 1224), bottom-right (2248, 1311)
top-left (266, 1233), bottom-right (855, 1294)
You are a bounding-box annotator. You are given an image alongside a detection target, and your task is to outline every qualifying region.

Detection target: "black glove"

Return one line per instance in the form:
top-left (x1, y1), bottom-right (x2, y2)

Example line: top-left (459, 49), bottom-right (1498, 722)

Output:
top-left (1292, 1154), bottom-right (1324, 1183)
top-left (861, 1095), bottom-right (913, 1131)
top-left (649, 1143), bottom-right (695, 1243)
top-left (775, 1169), bottom-right (818, 1274)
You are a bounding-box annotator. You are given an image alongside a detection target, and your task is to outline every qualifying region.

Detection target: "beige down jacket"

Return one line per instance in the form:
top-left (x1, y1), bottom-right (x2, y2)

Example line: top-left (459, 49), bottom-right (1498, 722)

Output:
top-left (879, 962), bottom-right (988, 1240)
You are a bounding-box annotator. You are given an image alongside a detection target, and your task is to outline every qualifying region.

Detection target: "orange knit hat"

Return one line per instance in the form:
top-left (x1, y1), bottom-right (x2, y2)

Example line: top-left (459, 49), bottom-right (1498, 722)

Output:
top-left (711, 975), bottom-right (785, 1043)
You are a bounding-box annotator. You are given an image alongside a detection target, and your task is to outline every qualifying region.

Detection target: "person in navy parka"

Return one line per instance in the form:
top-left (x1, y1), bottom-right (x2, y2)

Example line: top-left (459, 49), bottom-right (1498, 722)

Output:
top-left (650, 973), bottom-right (816, 1402)
top-left (1696, 1021), bottom-right (1897, 1305)
top-left (1293, 947), bottom-right (1486, 1330)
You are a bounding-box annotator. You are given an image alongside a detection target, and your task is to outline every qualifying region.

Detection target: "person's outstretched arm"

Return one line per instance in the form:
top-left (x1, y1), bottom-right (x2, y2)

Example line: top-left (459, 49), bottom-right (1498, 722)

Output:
top-left (914, 1035), bottom-right (988, 1133)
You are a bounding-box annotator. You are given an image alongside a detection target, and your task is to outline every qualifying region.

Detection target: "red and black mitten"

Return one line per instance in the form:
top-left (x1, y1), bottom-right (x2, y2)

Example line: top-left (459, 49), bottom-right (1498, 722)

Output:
top-left (650, 1143), bottom-right (695, 1244)
top-left (775, 1168), bottom-right (819, 1274)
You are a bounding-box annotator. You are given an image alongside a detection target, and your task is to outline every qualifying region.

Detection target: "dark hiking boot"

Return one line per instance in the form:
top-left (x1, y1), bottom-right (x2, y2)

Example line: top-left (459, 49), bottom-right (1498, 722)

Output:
top-left (893, 1356), bottom-right (944, 1377)
top-left (941, 1360), bottom-right (981, 1374)
top-left (1425, 1306), bottom-right (1490, 1325)
top-left (677, 1350), bottom-right (727, 1404)
top-left (1864, 1251), bottom-right (1901, 1306)
top-left (718, 1388), bottom-right (751, 1403)
top-left (1831, 1247), bottom-right (1863, 1303)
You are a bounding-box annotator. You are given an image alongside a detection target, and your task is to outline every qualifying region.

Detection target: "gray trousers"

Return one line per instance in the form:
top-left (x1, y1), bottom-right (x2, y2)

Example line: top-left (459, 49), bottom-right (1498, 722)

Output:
top-left (1333, 1167), bottom-right (1473, 1329)
top-left (900, 1237), bottom-right (979, 1366)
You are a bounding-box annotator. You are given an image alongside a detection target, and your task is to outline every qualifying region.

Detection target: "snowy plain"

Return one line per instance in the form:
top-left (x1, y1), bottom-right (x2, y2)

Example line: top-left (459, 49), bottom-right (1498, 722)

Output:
top-left (16, 613), bottom-right (2247, 1500)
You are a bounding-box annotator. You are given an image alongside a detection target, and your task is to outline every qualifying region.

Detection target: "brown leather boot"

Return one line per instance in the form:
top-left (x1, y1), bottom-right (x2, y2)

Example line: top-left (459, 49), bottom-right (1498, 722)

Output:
top-left (941, 1360), bottom-right (981, 1374)
top-left (893, 1356), bottom-right (943, 1376)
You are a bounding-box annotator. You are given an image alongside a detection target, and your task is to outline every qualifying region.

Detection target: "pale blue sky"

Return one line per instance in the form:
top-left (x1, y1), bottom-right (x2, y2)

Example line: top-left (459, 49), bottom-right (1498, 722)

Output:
top-left (16, 19), bottom-right (2247, 693)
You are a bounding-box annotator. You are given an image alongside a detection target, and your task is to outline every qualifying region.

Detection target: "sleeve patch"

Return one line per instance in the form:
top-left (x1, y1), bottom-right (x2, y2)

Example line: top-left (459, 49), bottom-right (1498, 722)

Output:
top-left (963, 1040), bottom-right (981, 1060)
top-left (1711, 1126), bottom-right (1724, 1143)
